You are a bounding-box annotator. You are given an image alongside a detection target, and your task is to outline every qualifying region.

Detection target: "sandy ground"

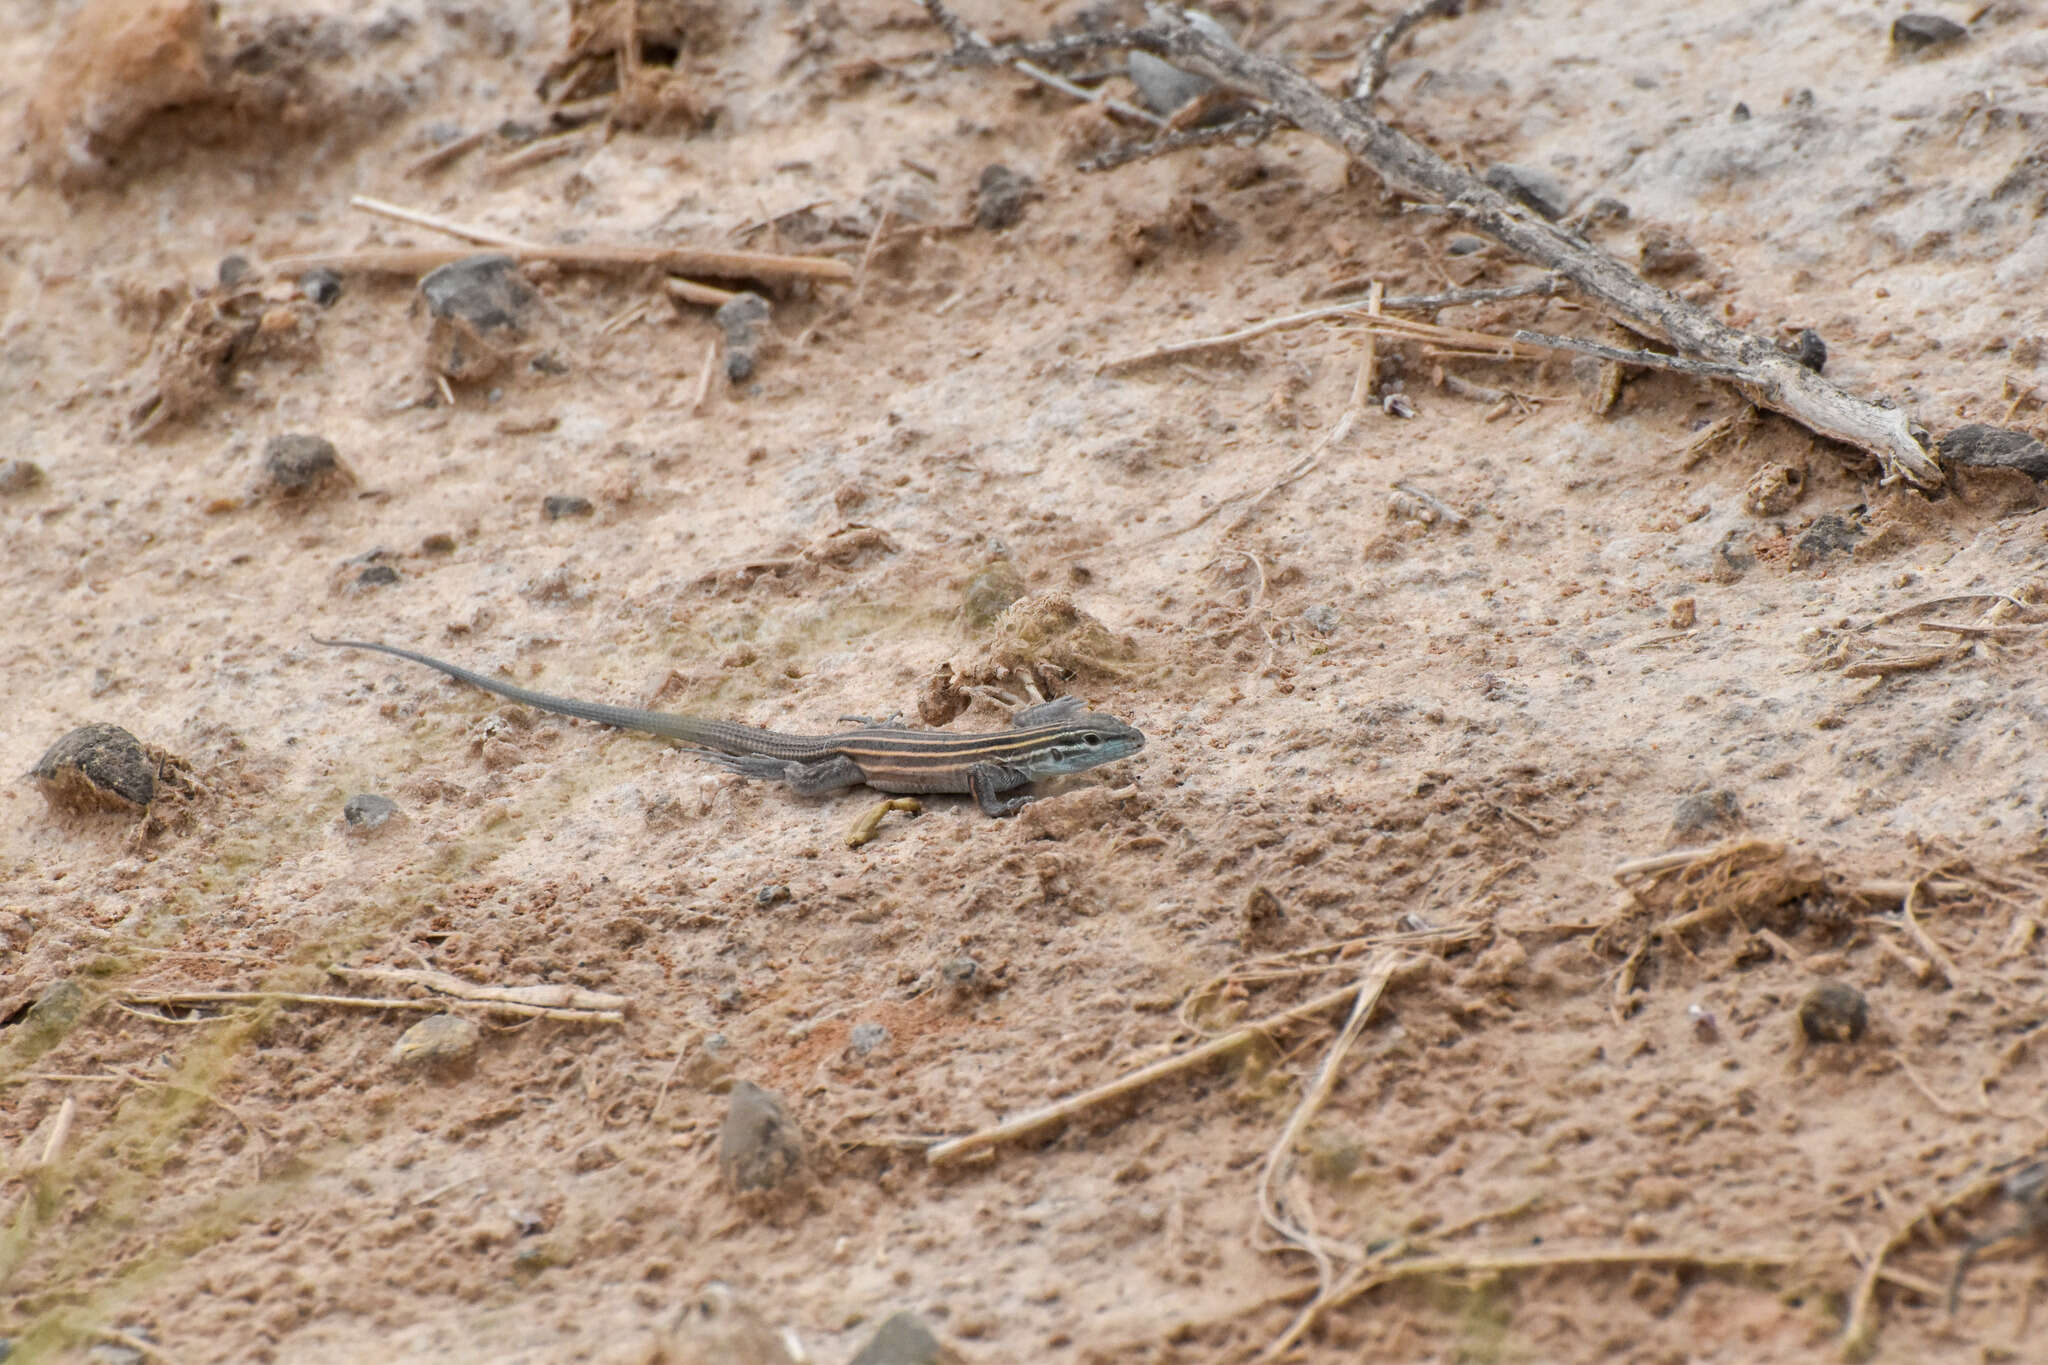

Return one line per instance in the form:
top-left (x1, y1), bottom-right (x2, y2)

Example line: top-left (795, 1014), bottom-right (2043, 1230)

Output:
top-left (5, 0), bottom-right (2048, 1361)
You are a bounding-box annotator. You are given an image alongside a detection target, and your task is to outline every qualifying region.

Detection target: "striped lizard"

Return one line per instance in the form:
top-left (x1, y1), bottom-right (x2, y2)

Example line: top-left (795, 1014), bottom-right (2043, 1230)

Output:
top-left (316, 639), bottom-right (1144, 817)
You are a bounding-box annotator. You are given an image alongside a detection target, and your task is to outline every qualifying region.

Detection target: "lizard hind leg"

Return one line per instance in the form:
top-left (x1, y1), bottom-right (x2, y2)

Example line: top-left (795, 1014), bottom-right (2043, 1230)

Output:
top-left (691, 750), bottom-right (868, 799)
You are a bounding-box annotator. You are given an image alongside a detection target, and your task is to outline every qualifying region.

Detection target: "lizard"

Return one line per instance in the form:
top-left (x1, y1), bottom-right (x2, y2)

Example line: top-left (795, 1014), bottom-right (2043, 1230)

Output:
top-left (314, 638), bottom-right (1144, 817)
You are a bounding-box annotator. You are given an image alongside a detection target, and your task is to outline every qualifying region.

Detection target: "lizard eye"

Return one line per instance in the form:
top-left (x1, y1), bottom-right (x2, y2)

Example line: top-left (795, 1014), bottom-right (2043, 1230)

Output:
top-left (1082, 732), bottom-right (1102, 746)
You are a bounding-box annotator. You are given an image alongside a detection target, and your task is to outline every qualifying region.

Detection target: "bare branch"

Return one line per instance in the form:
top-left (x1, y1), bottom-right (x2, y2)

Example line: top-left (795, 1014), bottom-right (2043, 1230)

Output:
top-left (1351, 0), bottom-right (1463, 106)
top-left (941, 6), bottom-right (1944, 487)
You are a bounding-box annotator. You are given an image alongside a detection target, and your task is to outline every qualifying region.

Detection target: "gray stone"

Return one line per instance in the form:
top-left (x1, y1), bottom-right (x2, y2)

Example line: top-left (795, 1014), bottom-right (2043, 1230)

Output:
top-left (849, 1311), bottom-right (954, 1365)
top-left (719, 1081), bottom-right (804, 1193)
top-left (1892, 14), bottom-right (1965, 51)
top-left (1798, 981), bottom-right (1868, 1044)
top-left (716, 293), bottom-right (773, 382)
top-left (1941, 424), bottom-right (2048, 480)
top-left (263, 433), bottom-right (341, 495)
top-left (342, 793), bottom-right (399, 830)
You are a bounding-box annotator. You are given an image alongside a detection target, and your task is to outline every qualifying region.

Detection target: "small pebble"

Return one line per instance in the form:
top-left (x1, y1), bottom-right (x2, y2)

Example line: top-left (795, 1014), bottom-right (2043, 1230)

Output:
top-left (1798, 981), bottom-right (1869, 1044)
top-left (972, 164), bottom-right (1034, 232)
top-left (1730, 102), bottom-right (1750, 122)
top-left (849, 1022), bottom-right (891, 1058)
top-left (1666, 596), bottom-right (1696, 630)
top-left (1891, 14), bottom-right (1966, 51)
top-left (420, 532), bottom-right (457, 554)
top-left (390, 1013), bottom-right (480, 1068)
top-left (1127, 51), bottom-right (1213, 116)
top-left (1301, 604), bottom-right (1340, 635)
top-left (1482, 164), bottom-right (1569, 220)
top-left (420, 253), bottom-right (535, 333)
top-left (849, 1311), bottom-right (955, 1365)
top-left (263, 433), bottom-right (342, 496)
top-left (1444, 234), bottom-right (1487, 256)
top-left (719, 1080), bottom-right (805, 1194)
top-left (342, 793), bottom-right (399, 831)
top-left (754, 883), bottom-right (792, 907)
top-left (31, 723), bottom-right (159, 814)
top-left (1688, 1004), bottom-right (1719, 1043)
top-left (1671, 789), bottom-right (1741, 840)
top-left (1783, 328), bottom-right (1827, 373)
top-left (420, 254), bottom-right (539, 383)
top-left (0, 459), bottom-right (46, 495)
top-left (355, 564), bottom-right (401, 589)
top-left (715, 292), bottom-right (773, 383)
top-left (940, 956), bottom-right (981, 989)
top-left (541, 494), bottom-right (593, 521)
top-left (299, 266), bottom-right (343, 306)
top-left (216, 254), bottom-right (252, 288)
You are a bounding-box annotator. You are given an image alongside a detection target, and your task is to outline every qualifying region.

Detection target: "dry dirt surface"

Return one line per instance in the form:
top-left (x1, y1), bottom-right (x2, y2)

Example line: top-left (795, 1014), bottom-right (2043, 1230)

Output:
top-left (5, 1), bottom-right (2048, 1361)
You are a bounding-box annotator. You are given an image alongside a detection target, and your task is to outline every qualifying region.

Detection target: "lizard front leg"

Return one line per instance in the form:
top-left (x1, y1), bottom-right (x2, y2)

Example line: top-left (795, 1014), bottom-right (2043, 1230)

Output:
top-left (968, 762), bottom-right (1034, 818)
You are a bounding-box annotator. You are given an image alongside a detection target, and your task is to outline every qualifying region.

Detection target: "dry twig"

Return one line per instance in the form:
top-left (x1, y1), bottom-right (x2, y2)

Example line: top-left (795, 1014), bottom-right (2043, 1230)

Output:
top-left (938, 5), bottom-right (1942, 486)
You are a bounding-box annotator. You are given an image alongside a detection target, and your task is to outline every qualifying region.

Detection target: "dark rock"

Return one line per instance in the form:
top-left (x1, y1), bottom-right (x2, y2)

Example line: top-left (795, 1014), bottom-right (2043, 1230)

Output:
top-left (1792, 514), bottom-right (1864, 567)
top-left (420, 254), bottom-right (534, 332)
top-left (972, 164), bottom-right (1034, 232)
top-left (718, 1081), bottom-right (804, 1193)
top-left (1941, 423), bottom-right (2048, 480)
top-left (1444, 234), bottom-right (1487, 256)
top-left (940, 955), bottom-right (980, 989)
top-left (850, 1311), bottom-right (955, 1365)
top-left (299, 266), bottom-right (343, 306)
top-left (420, 254), bottom-right (538, 384)
top-left (31, 723), bottom-right (158, 813)
top-left (0, 459), bottom-right (46, 495)
top-left (1798, 981), bottom-right (1868, 1044)
top-left (1891, 14), bottom-right (1966, 51)
top-left (420, 532), bottom-right (456, 554)
top-left (1731, 102), bottom-right (1750, 122)
top-left (342, 793), bottom-right (399, 830)
top-left (715, 292), bottom-right (772, 383)
top-left (541, 494), bottom-right (593, 520)
top-left (355, 564), bottom-right (401, 589)
top-left (216, 254), bottom-right (252, 288)
top-left (1670, 789), bottom-right (1741, 840)
top-left (754, 883), bottom-right (791, 907)
top-left (263, 433), bottom-right (341, 495)
top-left (1482, 164), bottom-right (1569, 220)
top-left (1783, 328), bottom-right (1826, 373)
